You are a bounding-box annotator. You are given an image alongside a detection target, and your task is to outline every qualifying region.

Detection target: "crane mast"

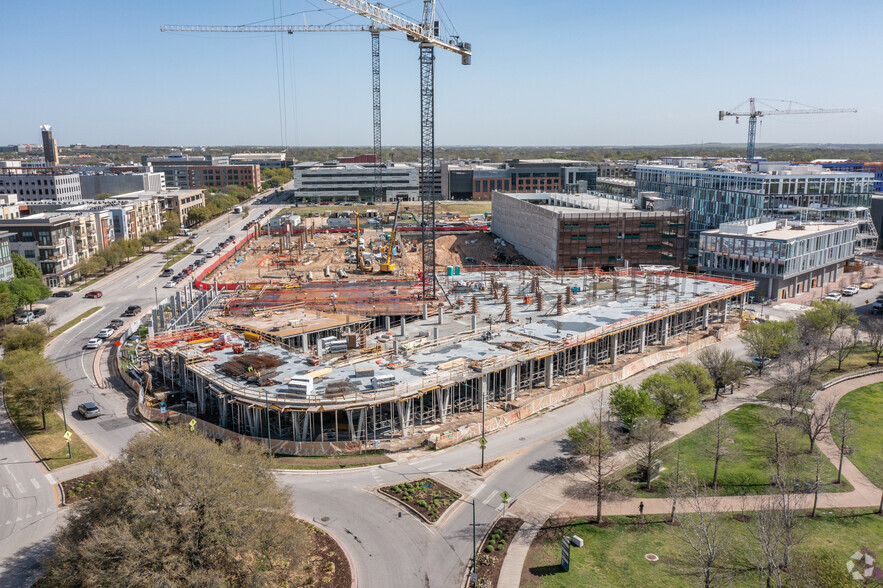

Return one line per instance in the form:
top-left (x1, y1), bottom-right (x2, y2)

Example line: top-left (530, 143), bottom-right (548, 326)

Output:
top-left (719, 97), bottom-right (857, 159)
top-left (323, 0), bottom-right (471, 299)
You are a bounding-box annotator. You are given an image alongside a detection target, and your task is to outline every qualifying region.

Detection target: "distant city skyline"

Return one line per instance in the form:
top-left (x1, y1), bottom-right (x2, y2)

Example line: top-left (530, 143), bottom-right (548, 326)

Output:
top-left (5, 0), bottom-right (881, 147)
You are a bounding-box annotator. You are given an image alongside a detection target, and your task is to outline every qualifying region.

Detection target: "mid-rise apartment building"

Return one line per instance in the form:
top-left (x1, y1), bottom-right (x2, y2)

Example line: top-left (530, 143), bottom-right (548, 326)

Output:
top-left (293, 162), bottom-right (418, 202)
top-left (159, 189), bottom-right (206, 226)
top-left (143, 155), bottom-right (230, 188)
top-left (79, 172), bottom-right (165, 199)
top-left (0, 194), bottom-right (20, 220)
top-left (492, 191), bottom-right (689, 270)
top-left (699, 217), bottom-right (858, 301)
top-left (0, 232), bottom-right (14, 281)
top-left (0, 167), bottom-right (81, 202)
top-left (230, 153), bottom-right (291, 170)
top-left (188, 164), bottom-right (261, 191)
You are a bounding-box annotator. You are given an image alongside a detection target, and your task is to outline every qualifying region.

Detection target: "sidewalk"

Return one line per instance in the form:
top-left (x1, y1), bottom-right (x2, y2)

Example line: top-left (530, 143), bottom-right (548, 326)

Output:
top-left (498, 372), bottom-right (883, 586)
top-left (49, 457), bottom-right (110, 485)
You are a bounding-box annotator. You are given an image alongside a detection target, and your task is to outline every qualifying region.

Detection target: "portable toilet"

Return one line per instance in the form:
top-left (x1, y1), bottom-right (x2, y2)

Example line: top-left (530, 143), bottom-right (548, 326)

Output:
top-left (446, 266), bottom-right (454, 276)
top-left (454, 266), bottom-right (461, 275)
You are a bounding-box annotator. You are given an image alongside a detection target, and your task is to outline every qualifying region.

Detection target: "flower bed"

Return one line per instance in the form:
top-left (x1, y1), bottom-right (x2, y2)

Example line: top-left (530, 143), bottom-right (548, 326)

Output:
top-left (379, 477), bottom-right (460, 523)
top-left (476, 517), bottom-right (524, 587)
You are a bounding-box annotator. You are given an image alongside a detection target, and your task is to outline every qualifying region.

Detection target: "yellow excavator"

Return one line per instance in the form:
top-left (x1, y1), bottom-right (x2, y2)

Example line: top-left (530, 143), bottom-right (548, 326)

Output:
top-left (379, 200), bottom-right (401, 274)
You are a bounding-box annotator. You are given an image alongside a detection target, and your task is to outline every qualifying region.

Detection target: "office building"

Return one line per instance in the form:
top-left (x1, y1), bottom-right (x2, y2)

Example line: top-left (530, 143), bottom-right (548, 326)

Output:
top-left (491, 191), bottom-right (689, 270)
top-left (0, 194), bottom-right (20, 220)
top-left (0, 232), bottom-right (13, 281)
top-left (188, 164), bottom-right (261, 191)
top-left (596, 177), bottom-right (636, 201)
top-left (293, 161), bottom-right (418, 202)
top-left (143, 155), bottom-right (230, 188)
top-left (441, 159), bottom-right (597, 200)
top-left (230, 153), bottom-right (291, 170)
top-left (0, 167), bottom-right (81, 203)
top-left (634, 160), bottom-right (874, 233)
top-left (816, 160), bottom-right (883, 193)
top-left (79, 171), bottom-right (165, 199)
top-left (699, 217), bottom-right (858, 301)
top-left (40, 125), bottom-right (59, 166)
top-left (159, 189), bottom-right (206, 226)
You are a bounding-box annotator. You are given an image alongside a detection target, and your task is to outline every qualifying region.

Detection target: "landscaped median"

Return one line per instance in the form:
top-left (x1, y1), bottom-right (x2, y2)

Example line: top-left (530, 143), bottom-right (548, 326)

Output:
top-left (379, 477), bottom-right (461, 523)
top-left (4, 393), bottom-right (95, 469)
top-left (48, 307), bottom-right (102, 341)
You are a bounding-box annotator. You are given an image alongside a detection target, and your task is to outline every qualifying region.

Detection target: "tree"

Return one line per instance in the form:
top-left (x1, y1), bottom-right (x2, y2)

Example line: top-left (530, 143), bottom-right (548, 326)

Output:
top-left (631, 416), bottom-right (671, 491)
top-left (799, 397), bottom-right (836, 453)
top-left (8, 277), bottom-right (52, 310)
top-left (0, 281), bottom-right (17, 320)
top-left (750, 473), bottom-right (806, 588)
top-left (0, 349), bottom-right (70, 429)
top-left (667, 361), bottom-right (714, 399)
top-left (41, 426), bottom-right (309, 587)
top-left (769, 356), bottom-right (816, 419)
top-left (697, 348), bottom-right (742, 400)
top-left (567, 418), bottom-right (619, 524)
top-left (11, 251), bottom-right (42, 279)
top-left (829, 326), bottom-right (858, 371)
top-left (865, 317), bottom-right (883, 365)
top-left (0, 322), bottom-right (49, 353)
top-left (760, 414), bottom-right (798, 483)
top-left (830, 408), bottom-right (856, 485)
top-left (803, 300), bottom-right (858, 342)
top-left (672, 477), bottom-right (731, 588)
top-left (739, 321), bottom-right (798, 374)
top-left (641, 372), bottom-right (700, 421)
top-left (700, 407), bottom-right (738, 490)
top-left (608, 383), bottom-right (660, 431)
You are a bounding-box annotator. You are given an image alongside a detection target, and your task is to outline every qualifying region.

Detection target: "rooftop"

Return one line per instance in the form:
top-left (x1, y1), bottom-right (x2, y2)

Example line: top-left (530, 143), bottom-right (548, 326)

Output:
top-left (497, 191), bottom-right (640, 215)
top-left (705, 218), bottom-right (856, 240)
top-left (638, 160), bottom-right (874, 178)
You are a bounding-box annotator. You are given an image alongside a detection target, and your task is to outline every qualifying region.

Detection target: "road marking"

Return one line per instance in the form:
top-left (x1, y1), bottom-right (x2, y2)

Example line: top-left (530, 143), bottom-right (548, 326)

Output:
top-left (25, 513), bottom-right (31, 519)
top-left (1, 487), bottom-right (9, 498)
top-left (4, 520), bottom-right (10, 525)
top-left (15, 516), bottom-right (21, 522)
top-left (15, 483), bottom-right (25, 494)
top-left (36, 510), bottom-right (42, 516)
top-left (418, 461), bottom-right (441, 470)
top-left (45, 473), bottom-right (57, 485)
top-left (30, 478), bottom-right (40, 489)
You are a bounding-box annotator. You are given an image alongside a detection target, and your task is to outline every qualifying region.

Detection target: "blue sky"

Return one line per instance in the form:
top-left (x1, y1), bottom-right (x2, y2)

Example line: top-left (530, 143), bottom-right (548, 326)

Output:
top-left (4, 0), bottom-right (881, 147)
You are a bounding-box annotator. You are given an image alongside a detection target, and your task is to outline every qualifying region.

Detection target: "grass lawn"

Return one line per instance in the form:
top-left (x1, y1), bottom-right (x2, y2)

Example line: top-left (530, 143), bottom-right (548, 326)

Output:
top-left (628, 404), bottom-right (850, 497)
top-left (163, 246), bottom-right (195, 269)
top-left (816, 343), bottom-right (882, 381)
top-left (49, 307), bottom-right (102, 340)
top-left (521, 511), bottom-right (883, 588)
top-left (5, 395), bottom-right (95, 469)
top-left (273, 451), bottom-right (392, 470)
top-left (835, 382), bottom-right (883, 488)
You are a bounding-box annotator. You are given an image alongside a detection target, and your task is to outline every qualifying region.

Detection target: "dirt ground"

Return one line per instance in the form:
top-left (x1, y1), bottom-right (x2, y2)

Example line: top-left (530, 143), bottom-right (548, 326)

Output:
top-left (402, 232), bottom-right (527, 270)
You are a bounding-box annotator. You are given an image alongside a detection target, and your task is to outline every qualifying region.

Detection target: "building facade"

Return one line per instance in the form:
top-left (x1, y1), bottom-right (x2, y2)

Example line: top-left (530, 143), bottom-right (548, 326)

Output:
top-left (293, 162), bottom-right (418, 202)
top-left (230, 153), bottom-right (291, 170)
top-left (40, 125), bottom-right (58, 166)
top-left (491, 191), bottom-right (689, 270)
top-left (0, 168), bottom-right (82, 203)
top-left (442, 159), bottom-right (597, 200)
top-left (160, 189), bottom-right (206, 226)
top-left (0, 232), bottom-right (14, 281)
top-left (699, 217), bottom-right (857, 301)
top-left (79, 172), bottom-right (165, 199)
top-left (634, 161), bottom-right (874, 233)
top-left (143, 155), bottom-right (230, 188)
top-left (188, 164), bottom-right (261, 191)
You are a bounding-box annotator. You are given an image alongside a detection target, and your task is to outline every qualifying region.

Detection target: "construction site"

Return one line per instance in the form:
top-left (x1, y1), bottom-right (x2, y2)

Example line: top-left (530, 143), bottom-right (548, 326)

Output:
top-left (141, 266), bottom-right (754, 453)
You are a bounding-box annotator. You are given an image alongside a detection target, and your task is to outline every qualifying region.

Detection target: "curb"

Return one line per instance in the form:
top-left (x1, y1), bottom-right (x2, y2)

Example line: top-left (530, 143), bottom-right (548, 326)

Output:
top-left (300, 516), bottom-right (358, 588)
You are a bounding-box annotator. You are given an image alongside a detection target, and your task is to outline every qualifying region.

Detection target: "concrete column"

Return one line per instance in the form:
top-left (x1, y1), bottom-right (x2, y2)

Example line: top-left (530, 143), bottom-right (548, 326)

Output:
top-left (302, 334), bottom-right (309, 353)
top-left (384, 316), bottom-right (391, 332)
top-left (438, 307), bottom-right (444, 324)
top-left (611, 333), bottom-right (619, 366)
top-left (400, 320), bottom-right (406, 337)
top-left (661, 316), bottom-right (669, 345)
top-left (397, 401), bottom-right (411, 438)
top-left (196, 377), bottom-right (206, 414)
top-left (439, 388), bottom-right (450, 424)
top-left (433, 327), bottom-right (439, 341)
top-left (422, 304), bottom-right (428, 320)
top-left (579, 344), bottom-right (588, 375)
top-left (639, 324), bottom-right (647, 353)
top-left (529, 360), bottom-right (535, 388)
top-left (544, 355), bottom-right (553, 388)
top-left (152, 309), bottom-right (159, 333)
top-left (393, 340), bottom-right (399, 356)
top-left (471, 315), bottom-right (477, 331)
top-left (702, 305), bottom-right (710, 328)
top-left (506, 367), bottom-right (517, 401)
top-left (721, 299), bottom-right (729, 324)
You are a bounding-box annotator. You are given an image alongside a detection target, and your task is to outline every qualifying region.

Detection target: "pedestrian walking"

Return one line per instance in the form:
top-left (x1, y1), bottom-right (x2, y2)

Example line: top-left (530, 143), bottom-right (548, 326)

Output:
top-left (639, 501), bottom-right (644, 516)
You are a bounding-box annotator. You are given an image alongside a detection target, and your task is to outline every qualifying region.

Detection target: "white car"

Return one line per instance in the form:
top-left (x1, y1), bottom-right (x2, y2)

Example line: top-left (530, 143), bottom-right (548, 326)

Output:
top-left (842, 286), bottom-right (859, 296)
top-left (96, 328), bottom-right (115, 338)
top-left (824, 292), bottom-right (842, 301)
top-left (164, 281), bottom-right (176, 288)
top-left (85, 338), bottom-right (101, 349)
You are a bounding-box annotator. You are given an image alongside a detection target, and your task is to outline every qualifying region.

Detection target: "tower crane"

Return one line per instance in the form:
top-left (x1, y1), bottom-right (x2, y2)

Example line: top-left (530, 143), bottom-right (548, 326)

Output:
top-left (321, 0), bottom-right (471, 299)
top-left (160, 23), bottom-right (392, 204)
top-left (719, 97), bottom-right (856, 160)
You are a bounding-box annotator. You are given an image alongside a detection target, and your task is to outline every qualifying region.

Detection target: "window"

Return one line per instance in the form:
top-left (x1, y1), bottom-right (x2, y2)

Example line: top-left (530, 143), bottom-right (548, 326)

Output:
top-left (595, 223), bottom-right (610, 229)
top-left (646, 244), bottom-right (662, 250)
top-left (640, 222), bottom-right (656, 228)
top-left (571, 235), bottom-right (587, 241)
top-left (624, 234), bottom-right (640, 239)
top-left (586, 246), bottom-right (602, 252)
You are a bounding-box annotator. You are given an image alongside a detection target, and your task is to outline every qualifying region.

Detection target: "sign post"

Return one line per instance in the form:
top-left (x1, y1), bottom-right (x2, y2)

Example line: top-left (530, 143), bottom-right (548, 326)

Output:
top-left (561, 535), bottom-right (571, 572)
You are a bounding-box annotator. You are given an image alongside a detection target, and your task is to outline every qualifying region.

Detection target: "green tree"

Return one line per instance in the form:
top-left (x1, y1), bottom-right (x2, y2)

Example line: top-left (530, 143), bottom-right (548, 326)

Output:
top-left (739, 321), bottom-right (798, 375)
top-left (11, 252), bottom-right (42, 279)
top-left (0, 349), bottom-right (70, 429)
top-left (41, 426), bottom-right (309, 586)
top-left (0, 281), bottom-right (17, 320)
top-left (667, 362), bottom-right (714, 399)
top-left (803, 300), bottom-right (858, 342)
top-left (609, 384), bottom-right (660, 431)
top-left (567, 418), bottom-right (619, 524)
top-left (0, 323), bottom-right (49, 353)
top-left (8, 277), bottom-right (51, 310)
top-left (640, 372), bottom-right (700, 421)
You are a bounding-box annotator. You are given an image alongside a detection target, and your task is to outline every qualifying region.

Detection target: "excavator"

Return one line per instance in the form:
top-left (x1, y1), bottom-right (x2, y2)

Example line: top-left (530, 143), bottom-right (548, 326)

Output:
top-left (380, 200), bottom-right (401, 273)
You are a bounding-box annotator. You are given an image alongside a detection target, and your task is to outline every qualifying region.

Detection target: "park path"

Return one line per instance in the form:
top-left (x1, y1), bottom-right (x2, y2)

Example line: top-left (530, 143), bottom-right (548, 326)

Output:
top-left (497, 372), bottom-right (883, 587)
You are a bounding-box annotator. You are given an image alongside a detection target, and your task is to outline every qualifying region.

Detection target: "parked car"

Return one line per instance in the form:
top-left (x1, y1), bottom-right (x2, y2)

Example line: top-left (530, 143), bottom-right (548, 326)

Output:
top-left (164, 281), bottom-right (176, 288)
top-left (161, 268), bottom-right (175, 277)
top-left (109, 319), bottom-right (124, 328)
top-left (127, 305), bottom-right (142, 313)
top-left (97, 327), bottom-right (115, 338)
top-left (15, 312), bottom-right (35, 324)
top-left (752, 357), bottom-right (771, 369)
top-left (77, 402), bottom-right (100, 419)
top-left (34, 308), bottom-right (47, 318)
top-left (205, 251), bottom-right (215, 258)
top-left (52, 291), bottom-right (73, 298)
top-left (842, 285), bottom-right (859, 296)
top-left (860, 282), bottom-right (875, 290)
top-left (872, 302), bottom-right (883, 314)
top-left (824, 292), bottom-right (842, 301)
top-left (84, 338), bottom-right (101, 349)
top-left (84, 290), bottom-right (103, 298)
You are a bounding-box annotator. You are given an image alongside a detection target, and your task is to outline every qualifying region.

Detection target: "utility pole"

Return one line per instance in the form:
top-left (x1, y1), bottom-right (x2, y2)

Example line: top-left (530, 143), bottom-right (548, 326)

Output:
top-left (59, 385), bottom-right (71, 459)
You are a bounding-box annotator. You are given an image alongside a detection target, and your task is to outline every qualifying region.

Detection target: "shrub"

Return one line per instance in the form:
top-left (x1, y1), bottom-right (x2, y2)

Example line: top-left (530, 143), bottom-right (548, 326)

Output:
top-left (485, 545), bottom-right (495, 553)
top-left (415, 500), bottom-right (427, 508)
top-left (496, 544), bottom-right (505, 551)
top-left (403, 495), bottom-right (413, 502)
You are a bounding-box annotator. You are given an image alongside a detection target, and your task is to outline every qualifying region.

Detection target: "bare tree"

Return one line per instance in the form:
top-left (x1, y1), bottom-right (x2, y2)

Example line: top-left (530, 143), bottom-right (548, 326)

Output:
top-left (829, 326), bottom-right (858, 371)
top-left (799, 397), bottom-right (836, 453)
top-left (697, 348), bottom-right (742, 400)
top-left (809, 450), bottom-right (825, 519)
top-left (865, 317), bottom-right (883, 365)
top-left (750, 472), bottom-right (806, 588)
top-left (769, 360), bottom-right (816, 419)
top-left (567, 416), bottom-right (620, 525)
top-left (631, 416), bottom-right (671, 492)
top-left (672, 477), bottom-right (732, 588)
top-left (830, 408), bottom-right (856, 485)
top-left (700, 406), bottom-right (738, 490)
